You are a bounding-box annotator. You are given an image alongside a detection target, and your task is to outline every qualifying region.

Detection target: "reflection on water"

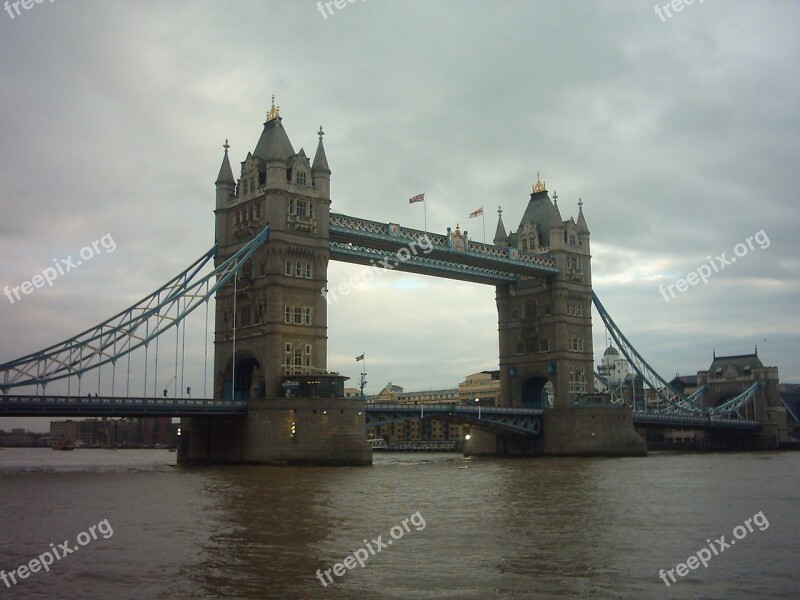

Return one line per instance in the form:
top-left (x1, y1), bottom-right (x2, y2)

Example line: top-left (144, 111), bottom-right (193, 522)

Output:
top-left (1, 449), bottom-right (798, 599)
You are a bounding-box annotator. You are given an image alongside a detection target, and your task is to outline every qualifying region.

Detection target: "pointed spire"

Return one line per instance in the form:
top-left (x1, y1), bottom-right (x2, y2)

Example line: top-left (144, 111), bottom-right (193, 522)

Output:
top-left (215, 139), bottom-right (235, 186)
top-left (549, 192), bottom-right (564, 230)
top-left (266, 94), bottom-right (280, 122)
top-left (253, 101), bottom-right (295, 162)
top-left (532, 172), bottom-right (547, 194)
top-left (312, 125), bottom-right (330, 174)
top-left (493, 205), bottom-right (508, 245)
top-left (577, 197), bottom-right (589, 234)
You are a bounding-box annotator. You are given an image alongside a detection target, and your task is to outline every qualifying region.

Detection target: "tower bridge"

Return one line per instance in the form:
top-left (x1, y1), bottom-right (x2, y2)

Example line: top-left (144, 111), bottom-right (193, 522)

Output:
top-left (0, 101), bottom-right (791, 464)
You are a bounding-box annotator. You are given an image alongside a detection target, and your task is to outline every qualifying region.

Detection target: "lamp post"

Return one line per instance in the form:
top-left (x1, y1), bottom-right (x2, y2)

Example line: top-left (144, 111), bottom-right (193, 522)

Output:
top-left (475, 397), bottom-right (481, 419)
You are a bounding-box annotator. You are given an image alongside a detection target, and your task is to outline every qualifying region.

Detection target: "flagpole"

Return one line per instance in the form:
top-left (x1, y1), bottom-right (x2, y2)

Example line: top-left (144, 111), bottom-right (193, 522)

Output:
top-left (424, 200), bottom-right (427, 234)
top-left (482, 210), bottom-right (485, 243)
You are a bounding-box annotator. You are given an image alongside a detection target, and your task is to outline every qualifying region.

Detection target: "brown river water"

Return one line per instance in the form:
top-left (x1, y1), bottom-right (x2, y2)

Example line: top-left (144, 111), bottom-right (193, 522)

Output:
top-left (0, 448), bottom-right (798, 599)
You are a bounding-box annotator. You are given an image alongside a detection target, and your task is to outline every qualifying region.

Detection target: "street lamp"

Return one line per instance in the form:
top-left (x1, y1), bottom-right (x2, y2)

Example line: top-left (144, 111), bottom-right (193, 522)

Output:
top-left (475, 397), bottom-right (481, 419)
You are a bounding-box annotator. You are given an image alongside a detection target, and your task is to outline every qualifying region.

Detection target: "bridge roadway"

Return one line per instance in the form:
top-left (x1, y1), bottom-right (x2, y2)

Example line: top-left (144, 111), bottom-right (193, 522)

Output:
top-left (0, 396), bottom-right (762, 433)
top-left (329, 212), bottom-right (559, 284)
top-left (0, 395), bottom-right (247, 417)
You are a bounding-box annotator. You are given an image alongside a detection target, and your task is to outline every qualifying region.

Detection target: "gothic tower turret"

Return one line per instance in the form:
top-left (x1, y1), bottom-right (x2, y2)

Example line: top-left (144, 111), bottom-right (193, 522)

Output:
top-left (496, 174), bottom-right (594, 409)
top-left (212, 98), bottom-right (332, 401)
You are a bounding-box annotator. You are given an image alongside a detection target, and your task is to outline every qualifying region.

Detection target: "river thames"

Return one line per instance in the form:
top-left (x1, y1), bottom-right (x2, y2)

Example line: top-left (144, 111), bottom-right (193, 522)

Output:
top-left (0, 449), bottom-right (797, 599)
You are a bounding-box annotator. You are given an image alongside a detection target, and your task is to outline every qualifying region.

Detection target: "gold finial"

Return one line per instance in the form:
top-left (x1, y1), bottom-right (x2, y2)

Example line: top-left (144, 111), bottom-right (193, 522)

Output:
top-left (318, 125), bottom-right (324, 139)
top-left (497, 205), bottom-right (503, 217)
top-left (532, 172), bottom-right (547, 193)
top-left (266, 95), bottom-right (281, 121)
top-left (578, 197), bottom-right (583, 210)
top-left (223, 138), bottom-right (230, 152)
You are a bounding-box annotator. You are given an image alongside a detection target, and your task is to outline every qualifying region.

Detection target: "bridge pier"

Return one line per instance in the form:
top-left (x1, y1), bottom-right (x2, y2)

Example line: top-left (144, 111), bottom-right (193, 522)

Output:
top-left (178, 397), bottom-right (372, 466)
top-left (542, 406), bottom-right (646, 456)
top-left (463, 406), bottom-right (646, 458)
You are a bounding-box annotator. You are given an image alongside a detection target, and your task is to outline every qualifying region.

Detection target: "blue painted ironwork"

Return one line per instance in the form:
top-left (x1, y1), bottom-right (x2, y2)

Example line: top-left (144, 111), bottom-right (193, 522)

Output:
top-left (329, 212), bottom-right (559, 280)
top-left (712, 382), bottom-right (759, 418)
top-left (0, 227), bottom-right (270, 392)
top-left (632, 411), bottom-right (761, 431)
top-left (0, 395), bottom-right (246, 417)
top-left (591, 291), bottom-right (756, 418)
top-left (364, 402), bottom-right (761, 434)
top-left (329, 242), bottom-right (516, 285)
top-left (365, 403), bottom-right (543, 435)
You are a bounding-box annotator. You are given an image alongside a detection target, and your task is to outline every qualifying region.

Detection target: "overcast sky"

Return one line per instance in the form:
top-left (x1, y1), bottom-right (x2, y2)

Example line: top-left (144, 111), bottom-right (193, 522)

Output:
top-left (1, 1), bottom-right (798, 431)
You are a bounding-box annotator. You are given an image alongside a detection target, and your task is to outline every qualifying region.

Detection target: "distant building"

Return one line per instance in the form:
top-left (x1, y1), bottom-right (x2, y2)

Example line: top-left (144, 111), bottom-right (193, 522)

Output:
top-left (0, 428), bottom-right (48, 447)
top-left (697, 351), bottom-right (781, 421)
top-left (370, 382), bottom-right (404, 403)
top-left (48, 418), bottom-right (178, 448)
top-left (458, 370), bottom-right (500, 405)
top-left (50, 420), bottom-right (80, 448)
top-left (596, 345), bottom-right (645, 405)
top-left (668, 375), bottom-right (699, 395)
top-left (366, 382), bottom-right (466, 448)
top-left (596, 346), bottom-right (629, 389)
top-left (397, 388), bottom-right (459, 404)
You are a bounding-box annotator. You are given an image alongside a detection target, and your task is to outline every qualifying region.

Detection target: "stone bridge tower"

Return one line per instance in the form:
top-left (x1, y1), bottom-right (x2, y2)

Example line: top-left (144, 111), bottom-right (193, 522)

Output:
top-left (213, 99), bottom-right (331, 400)
top-left (494, 176), bottom-right (594, 409)
top-left (480, 175), bottom-right (645, 456)
top-left (179, 100), bottom-right (371, 466)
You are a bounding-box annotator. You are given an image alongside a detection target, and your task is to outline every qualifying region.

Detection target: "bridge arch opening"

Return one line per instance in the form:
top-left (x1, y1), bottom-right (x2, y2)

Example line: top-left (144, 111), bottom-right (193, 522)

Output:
top-left (222, 353), bottom-right (264, 400)
top-left (521, 377), bottom-right (553, 409)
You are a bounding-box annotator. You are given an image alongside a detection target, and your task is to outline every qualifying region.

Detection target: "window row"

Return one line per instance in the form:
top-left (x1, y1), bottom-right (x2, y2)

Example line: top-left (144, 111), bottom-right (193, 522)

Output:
top-left (568, 365), bottom-right (588, 394)
top-left (222, 303), bottom-right (266, 328)
top-left (568, 337), bottom-right (585, 352)
top-left (516, 337), bottom-right (550, 354)
top-left (284, 306), bottom-right (313, 326)
top-left (288, 197), bottom-right (312, 217)
top-left (240, 172), bottom-right (266, 197)
top-left (566, 302), bottom-right (584, 317)
top-left (284, 343), bottom-right (312, 375)
top-left (566, 256), bottom-right (582, 270)
top-left (236, 202), bottom-right (262, 223)
top-left (285, 260), bottom-right (313, 279)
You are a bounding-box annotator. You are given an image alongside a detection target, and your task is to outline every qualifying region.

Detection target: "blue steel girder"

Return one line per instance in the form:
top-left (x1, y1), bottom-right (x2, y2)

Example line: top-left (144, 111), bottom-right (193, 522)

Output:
top-left (593, 291), bottom-right (760, 418)
top-left (0, 395), bottom-right (247, 417)
top-left (329, 212), bottom-right (559, 281)
top-left (0, 227), bottom-right (270, 391)
top-left (330, 242), bottom-right (515, 285)
top-left (365, 403), bottom-right (543, 435)
top-left (632, 411), bottom-right (761, 431)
